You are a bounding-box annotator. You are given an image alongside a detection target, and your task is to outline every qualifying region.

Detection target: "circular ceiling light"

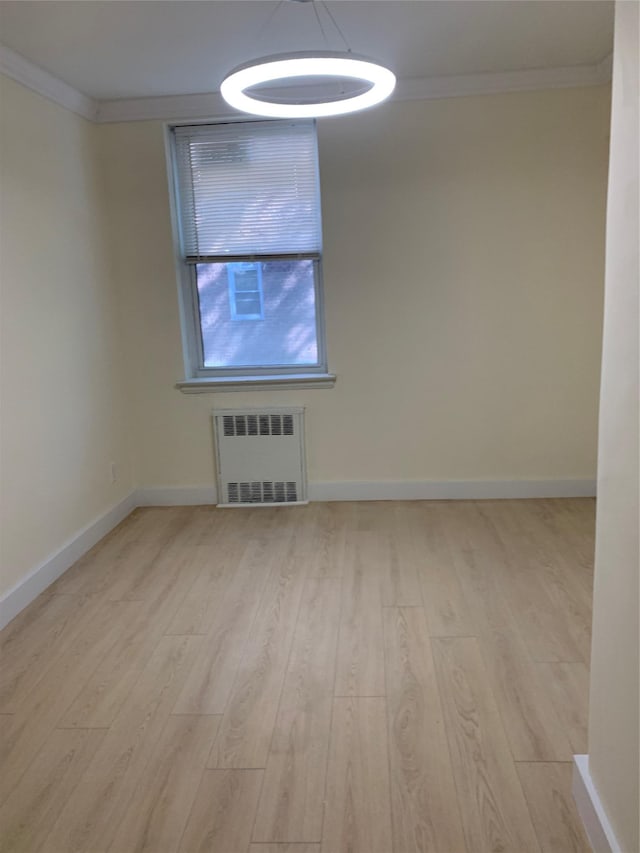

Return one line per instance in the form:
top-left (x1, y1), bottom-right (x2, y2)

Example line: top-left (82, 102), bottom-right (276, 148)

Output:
top-left (220, 51), bottom-right (396, 118)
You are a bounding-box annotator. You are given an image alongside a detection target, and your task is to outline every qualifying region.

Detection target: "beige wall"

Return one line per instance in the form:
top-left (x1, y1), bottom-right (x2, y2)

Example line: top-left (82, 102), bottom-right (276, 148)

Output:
top-left (101, 86), bottom-right (609, 490)
top-left (0, 76), bottom-right (133, 599)
top-left (588, 3), bottom-right (639, 851)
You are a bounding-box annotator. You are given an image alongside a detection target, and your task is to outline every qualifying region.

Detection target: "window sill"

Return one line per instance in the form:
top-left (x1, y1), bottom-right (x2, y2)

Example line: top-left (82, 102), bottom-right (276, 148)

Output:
top-left (176, 373), bottom-right (336, 393)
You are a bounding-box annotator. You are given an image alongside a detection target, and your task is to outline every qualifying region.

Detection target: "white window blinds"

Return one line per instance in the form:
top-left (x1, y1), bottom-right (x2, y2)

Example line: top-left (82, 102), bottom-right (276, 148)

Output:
top-left (172, 120), bottom-right (322, 261)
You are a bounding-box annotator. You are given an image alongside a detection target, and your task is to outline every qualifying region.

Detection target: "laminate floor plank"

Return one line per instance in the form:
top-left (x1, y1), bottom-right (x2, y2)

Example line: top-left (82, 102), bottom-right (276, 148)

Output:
top-left (477, 501), bottom-right (586, 663)
top-left (44, 635), bottom-right (202, 853)
top-left (242, 507), bottom-right (287, 538)
top-left (282, 505), bottom-right (326, 559)
top-left (510, 502), bottom-right (594, 638)
top-left (106, 532), bottom-right (203, 604)
top-left (46, 509), bottom-right (157, 596)
top-left (51, 509), bottom-right (193, 600)
top-left (92, 508), bottom-right (216, 605)
top-left (163, 505), bottom-right (229, 547)
top-left (531, 499), bottom-right (596, 576)
top-left (476, 628), bottom-right (573, 761)
top-left (108, 714), bottom-right (221, 853)
top-left (383, 606), bottom-right (467, 853)
top-left (0, 592), bottom-right (92, 713)
top-left (253, 578), bottom-right (341, 843)
top-left (517, 762), bottom-right (592, 852)
top-left (441, 503), bottom-right (573, 761)
top-left (209, 536), bottom-right (306, 768)
top-left (178, 769), bottom-right (263, 853)
top-left (60, 551), bottom-right (207, 728)
top-left (122, 540), bottom-right (217, 604)
top-left (0, 727), bottom-right (105, 853)
top-left (0, 599), bottom-right (137, 806)
top-left (321, 697), bottom-right (393, 853)
top-left (308, 502), bottom-right (348, 579)
top-left (541, 662), bottom-right (590, 755)
top-left (166, 516), bottom-right (251, 635)
top-left (381, 507), bottom-right (423, 606)
top-left (173, 538), bottom-right (276, 715)
top-left (561, 499), bottom-right (597, 555)
top-left (353, 500), bottom-right (394, 533)
top-left (438, 501), bottom-right (519, 635)
top-left (334, 531), bottom-right (386, 697)
top-left (414, 503), bottom-right (476, 637)
top-left (432, 637), bottom-right (541, 853)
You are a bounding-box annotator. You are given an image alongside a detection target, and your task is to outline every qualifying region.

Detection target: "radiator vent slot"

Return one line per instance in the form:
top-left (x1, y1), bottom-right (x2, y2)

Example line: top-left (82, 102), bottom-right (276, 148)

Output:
top-left (226, 481), bottom-right (298, 504)
top-left (214, 408), bottom-right (306, 507)
top-left (223, 413), bottom-right (295, 438)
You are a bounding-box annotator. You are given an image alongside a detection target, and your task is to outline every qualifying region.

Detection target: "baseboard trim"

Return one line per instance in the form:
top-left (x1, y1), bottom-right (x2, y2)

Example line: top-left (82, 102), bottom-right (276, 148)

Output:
top-left (0, 491), bottom-right (137, 630)
top-left (573, 755), bottom-right (622, 853)
top-left (135, 485), bottom-right (218, 506)
top-left (308, 479), bottom-right (596, 502)
top-left (132, 479), bottom-right (596, 507)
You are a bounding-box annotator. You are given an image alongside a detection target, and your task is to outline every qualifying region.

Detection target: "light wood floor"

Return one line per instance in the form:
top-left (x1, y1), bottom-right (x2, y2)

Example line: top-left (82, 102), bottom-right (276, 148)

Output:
top-left (0, 499), bottom-right (595, 853)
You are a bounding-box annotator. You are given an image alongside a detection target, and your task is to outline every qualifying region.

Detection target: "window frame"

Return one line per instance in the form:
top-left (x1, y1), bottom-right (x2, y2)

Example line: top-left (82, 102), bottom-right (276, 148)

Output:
top-left (227, 262), bottom-right (264, 321)
top-left (165, 119), bottom-right (332, 387)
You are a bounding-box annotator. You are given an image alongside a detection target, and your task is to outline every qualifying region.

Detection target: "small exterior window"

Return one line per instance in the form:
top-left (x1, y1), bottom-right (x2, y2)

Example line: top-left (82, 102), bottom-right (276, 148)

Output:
top-left (228, 263), bottom-right (264, 321)
top-left (169, 120), bottom-right (327, 380)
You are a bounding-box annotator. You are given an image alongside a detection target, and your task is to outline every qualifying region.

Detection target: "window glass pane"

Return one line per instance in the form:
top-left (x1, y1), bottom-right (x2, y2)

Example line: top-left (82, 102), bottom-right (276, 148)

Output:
top-left (235, 295), bottom-right (261, 316)
top-left (196, 260), bottom-right (319, 368)
top-left (234, 271), bottom-right (259, 292)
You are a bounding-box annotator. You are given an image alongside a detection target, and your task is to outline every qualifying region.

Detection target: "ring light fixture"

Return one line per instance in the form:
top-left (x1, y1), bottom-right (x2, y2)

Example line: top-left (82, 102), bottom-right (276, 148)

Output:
top-left (220, 51), bottom-right (397, 118)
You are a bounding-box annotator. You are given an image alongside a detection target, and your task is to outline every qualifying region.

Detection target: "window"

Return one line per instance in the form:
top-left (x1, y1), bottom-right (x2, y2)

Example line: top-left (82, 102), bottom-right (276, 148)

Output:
top-left (228, 263), bottom-right (264, 321)
top-left (170, 120), bottom-right (332, 387)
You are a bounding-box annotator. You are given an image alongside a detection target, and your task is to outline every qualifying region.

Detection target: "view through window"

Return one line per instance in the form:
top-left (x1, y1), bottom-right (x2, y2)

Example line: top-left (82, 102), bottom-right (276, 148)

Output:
top-left (171, 120), bottom-right (326, 377)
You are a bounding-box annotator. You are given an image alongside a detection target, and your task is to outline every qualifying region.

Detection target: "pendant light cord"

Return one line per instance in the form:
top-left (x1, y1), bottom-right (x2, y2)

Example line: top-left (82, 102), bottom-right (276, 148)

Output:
top-left (252, 0), bottom-right (286, 52)
top-left (252, 0), bottom-right (352, 54)
top-left (319, 1), bottom-right (351, 52)
top-left (312, 1), bottom-right (330, 48)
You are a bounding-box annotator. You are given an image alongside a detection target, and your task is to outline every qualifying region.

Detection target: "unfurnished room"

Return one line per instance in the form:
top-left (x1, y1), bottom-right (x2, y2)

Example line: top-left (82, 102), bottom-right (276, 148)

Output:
top-left (0, 2), bottom-right (638, 852)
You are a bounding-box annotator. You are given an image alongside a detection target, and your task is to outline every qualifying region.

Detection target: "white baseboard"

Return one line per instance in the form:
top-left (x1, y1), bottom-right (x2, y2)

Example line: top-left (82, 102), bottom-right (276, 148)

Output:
top-left (0, 491), bottom-right (137, 631)
top-left (573, 755), bottom-right (622, 853)
top-left (135, 485), bottom-right (218, 506)
top-left (133, 479), bottom-right (596, 507)
top-left (308, 479), bottom-right (596, 502)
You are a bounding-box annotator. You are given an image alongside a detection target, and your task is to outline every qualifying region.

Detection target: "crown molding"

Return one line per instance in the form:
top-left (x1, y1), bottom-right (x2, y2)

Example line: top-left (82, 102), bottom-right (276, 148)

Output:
top-left (1, 39), bottom-right (613, 125)
top-left (0, 43), bottom-right (98, 121)
top-left (96, 90), bottom-right (230, 123)
top-left (95, 58), bottom-right (615, 123)
top-left (395, 59), bottom-right (612, 103)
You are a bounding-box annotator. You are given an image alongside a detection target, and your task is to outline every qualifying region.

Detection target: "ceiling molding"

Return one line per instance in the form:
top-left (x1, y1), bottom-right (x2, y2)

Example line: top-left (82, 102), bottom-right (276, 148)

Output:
top-left (395, 60), bottom-right (612, 103)
top-left (96, 90), bottom-right (230, 123)
top-left (1, 40), bottom-right (613, 125)
top-left (95, 58), bottom-right (615, 124)
top-left (0, 43), bottom-right (98, 121)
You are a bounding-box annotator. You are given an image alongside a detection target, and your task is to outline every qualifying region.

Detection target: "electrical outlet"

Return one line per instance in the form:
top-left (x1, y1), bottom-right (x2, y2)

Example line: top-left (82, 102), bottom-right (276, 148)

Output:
top-left (110, 462), bottom-right (117, 483)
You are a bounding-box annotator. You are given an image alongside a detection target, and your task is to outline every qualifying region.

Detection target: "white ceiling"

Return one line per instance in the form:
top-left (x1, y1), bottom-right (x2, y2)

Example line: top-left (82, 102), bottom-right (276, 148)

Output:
top-left (0, 0), bottom-right (614, 101)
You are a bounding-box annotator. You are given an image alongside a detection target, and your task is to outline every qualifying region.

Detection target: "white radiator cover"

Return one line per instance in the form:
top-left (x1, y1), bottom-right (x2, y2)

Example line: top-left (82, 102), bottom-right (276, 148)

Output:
top-left (212, 407), bottom-right (308, 507)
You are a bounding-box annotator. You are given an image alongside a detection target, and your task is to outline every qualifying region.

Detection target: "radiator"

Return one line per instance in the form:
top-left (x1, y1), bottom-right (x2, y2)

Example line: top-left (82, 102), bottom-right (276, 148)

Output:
top-left (212, 407), bottom-right (308, 507)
